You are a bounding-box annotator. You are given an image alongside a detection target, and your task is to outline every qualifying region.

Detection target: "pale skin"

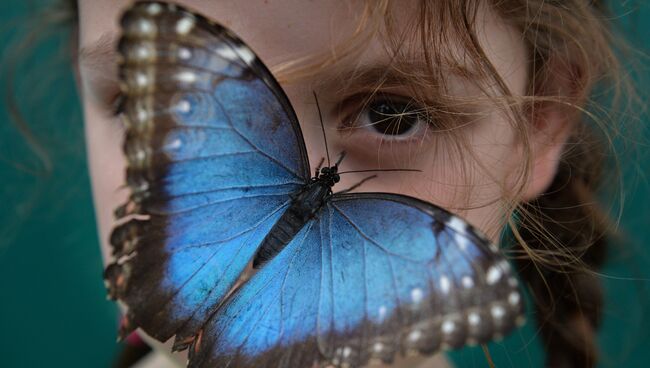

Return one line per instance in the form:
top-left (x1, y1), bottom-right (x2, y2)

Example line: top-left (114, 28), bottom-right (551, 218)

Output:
top-left (77, 0), bottom-right (573, 367)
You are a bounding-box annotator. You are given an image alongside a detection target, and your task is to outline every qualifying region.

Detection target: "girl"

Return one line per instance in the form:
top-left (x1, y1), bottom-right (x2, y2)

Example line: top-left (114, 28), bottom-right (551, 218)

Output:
top-left (7, 0), bottom-right (643, 367)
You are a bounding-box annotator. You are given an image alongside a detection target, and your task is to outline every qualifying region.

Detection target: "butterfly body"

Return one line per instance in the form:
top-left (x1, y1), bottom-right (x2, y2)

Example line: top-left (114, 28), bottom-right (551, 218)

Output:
top-left (107, 2), bottom-right (525, 367)
top-left (254, 164), bottom-right (341, 268)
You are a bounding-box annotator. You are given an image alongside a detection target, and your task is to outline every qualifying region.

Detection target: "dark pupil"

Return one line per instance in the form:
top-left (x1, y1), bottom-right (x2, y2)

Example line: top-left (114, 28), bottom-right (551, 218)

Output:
top-left (368, 100), bottom-right (419, 136)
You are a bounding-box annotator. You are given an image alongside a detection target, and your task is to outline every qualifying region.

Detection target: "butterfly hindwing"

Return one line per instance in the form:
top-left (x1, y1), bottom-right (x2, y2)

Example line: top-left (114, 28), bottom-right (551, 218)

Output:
top-left (189, 221), bottom-right (324, 368)
top-left (318, 193), bottom-right (523, 364)
top-left (188, 193), bottom-right (524, 367)
top-left (105, 1), bottom-right (310, 342)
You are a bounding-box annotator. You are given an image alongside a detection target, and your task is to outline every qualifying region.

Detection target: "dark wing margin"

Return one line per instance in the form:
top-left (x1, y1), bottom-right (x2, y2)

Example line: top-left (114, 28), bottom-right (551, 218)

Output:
top-left (104, 1), bottom-right (311, 345)
top-left (186, 192), bottom-right (525, 368)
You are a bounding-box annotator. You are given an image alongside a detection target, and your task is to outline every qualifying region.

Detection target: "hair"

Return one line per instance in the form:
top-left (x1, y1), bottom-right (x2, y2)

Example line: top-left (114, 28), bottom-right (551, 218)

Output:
top-left (5, 0), bottom-right (641, 367)
top-left (271, 1), bottom-right (635, 366)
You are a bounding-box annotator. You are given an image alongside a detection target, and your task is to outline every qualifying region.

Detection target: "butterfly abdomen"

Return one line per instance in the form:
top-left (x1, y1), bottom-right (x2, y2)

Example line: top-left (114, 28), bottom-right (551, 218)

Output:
top-left (253, 181), bottom-right (331, 268)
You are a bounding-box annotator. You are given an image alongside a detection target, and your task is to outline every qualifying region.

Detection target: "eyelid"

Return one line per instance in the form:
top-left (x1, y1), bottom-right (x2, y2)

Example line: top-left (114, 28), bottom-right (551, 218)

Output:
top-left (331, 93), bottom-right (434, 151)
top-left (336, 92), bottom-right (431, 130)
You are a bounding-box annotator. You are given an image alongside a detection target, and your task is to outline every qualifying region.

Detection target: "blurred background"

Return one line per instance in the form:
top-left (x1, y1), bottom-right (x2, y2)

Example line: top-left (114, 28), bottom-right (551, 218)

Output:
top-left (0, 0), bottom-right (648, 367)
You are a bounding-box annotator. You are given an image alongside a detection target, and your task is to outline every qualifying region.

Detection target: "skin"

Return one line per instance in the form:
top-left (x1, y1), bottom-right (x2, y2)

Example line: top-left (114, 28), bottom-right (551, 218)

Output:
top-left (77, 0), bottom-right (573, 366)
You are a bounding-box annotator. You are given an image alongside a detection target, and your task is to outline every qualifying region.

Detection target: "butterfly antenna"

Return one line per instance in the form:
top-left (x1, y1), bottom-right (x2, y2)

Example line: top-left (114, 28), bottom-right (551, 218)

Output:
top-left (337, 168), bottom-right (422, 175)
top-left (315, 157), bottom-right (325, 176)
top-left (337, 174), bottom-right (378, 194)
top-left (313, 91), bottom-right (331, 167)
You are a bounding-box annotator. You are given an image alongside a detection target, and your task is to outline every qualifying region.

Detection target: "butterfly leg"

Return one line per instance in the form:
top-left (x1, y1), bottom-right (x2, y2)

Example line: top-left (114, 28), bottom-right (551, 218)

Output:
top-left (334, 151), bottom-right (347, 166)
top-left (336, 174), bottom-right (378, 194)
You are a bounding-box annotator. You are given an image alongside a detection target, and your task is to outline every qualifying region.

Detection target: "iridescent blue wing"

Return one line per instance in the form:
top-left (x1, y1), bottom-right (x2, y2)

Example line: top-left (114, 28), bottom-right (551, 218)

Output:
top-left (104, 1), bottom-right (310, 343)
top-left (188, 193), bottom-right (524, 367)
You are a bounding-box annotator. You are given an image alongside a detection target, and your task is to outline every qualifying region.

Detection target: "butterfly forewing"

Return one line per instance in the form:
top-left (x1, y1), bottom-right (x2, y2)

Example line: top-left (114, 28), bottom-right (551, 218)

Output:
top-left (106, 1), bottom-right (310, 342)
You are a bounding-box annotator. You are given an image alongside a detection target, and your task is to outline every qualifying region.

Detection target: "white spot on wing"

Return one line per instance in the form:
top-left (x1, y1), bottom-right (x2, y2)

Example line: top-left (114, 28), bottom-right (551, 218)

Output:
top-left (499, 259), bottom-right (512, 272)
top-left (508, 291), bottom-right (520, 306)
top-left (407, 329), bottom-right (422, 342)
top-left (175, 16), bottom-right (196, 35)
top-left (455, 231), bottom-right (470, 251)
top-left (215, 44), bottom-right (239, 61)
top-left (236, 45), bottom-right (255, 64)
top-left (176, 71), bottom-right (197, 83)
top-left (441, 319), bottom-right (455, 335)
top-left (135, 19), bottom-right (155, 36)
top-left (378, 305), bottom-right (387, 321)
top-left (461, 275), bottom-right (474, 289)
top-left (446, 216), bottom-right (467, 234)
top-left (468, 312), bottom-right (481, 326)
top-left (146, 3), bottom-right (162, 15)
top-left (486, 265), bottom-right (502, 285)
top-left (175, 99), bottom-right (191, 113)
top-left (136, 107), bottom-right (148, 123)
top-left (135, 149), bottom-right (146, 161)
top-left (165, 138), bottom-right (182, 151)
top-left (135, 45), bottom-right (152, 60)
top-left (491, 305), bottom-right (505, 320)
top-left (410, 288), bottom-right (423, 303)
top-left (178, 47), bottom-right (192, 60)
top-left (135, 72), bottom-right (149, 87)
top-left (372, 342), bottom-right (384, 353)
top-left (342, 346), bottom-right (351, 358)
top-left (508, 276), bottom-right (518, 287)
top-left (440, 276), bottom-right (450, 294)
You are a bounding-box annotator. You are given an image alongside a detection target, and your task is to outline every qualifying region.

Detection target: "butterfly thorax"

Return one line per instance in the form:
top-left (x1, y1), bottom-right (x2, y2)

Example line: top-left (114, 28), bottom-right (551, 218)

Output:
top-left (252, 165), bottom-right (340, 268)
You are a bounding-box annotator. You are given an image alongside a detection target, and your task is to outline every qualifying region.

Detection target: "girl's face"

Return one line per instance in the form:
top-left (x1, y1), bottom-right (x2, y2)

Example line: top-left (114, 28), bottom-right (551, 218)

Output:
top-left (77, 0), bottom-right (558, 366)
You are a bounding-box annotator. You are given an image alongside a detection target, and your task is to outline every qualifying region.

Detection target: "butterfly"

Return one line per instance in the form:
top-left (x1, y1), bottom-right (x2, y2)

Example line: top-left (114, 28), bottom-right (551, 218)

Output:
top-left (104, 1), bottom-right (525, 367)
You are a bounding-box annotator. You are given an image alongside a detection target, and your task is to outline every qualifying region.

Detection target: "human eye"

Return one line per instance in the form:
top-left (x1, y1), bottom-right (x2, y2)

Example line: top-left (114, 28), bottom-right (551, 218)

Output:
top-left (338, 93), bottom-right (435, 145)
top-left (110, 91), bottom-right (126, 117)
top-left (79, 67), bottom-right (125, 119)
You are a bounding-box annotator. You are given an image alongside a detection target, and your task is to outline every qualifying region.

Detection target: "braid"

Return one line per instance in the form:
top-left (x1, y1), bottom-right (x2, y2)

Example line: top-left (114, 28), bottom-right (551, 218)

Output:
top-left (514, 130), bottom-right (611, 367)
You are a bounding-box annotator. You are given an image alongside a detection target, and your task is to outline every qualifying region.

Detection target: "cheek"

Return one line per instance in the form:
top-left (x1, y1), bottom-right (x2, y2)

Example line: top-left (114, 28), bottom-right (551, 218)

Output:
top-left (82, 94), bottom-right (127, 264)
top-left (291, 88), bottom-right (518, 244)
top-left (322, 109), bottom-right (517, 245)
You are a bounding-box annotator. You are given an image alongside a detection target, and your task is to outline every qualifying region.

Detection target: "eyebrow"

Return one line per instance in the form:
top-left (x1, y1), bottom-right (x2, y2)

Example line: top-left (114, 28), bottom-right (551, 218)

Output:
top-left (78, 32), bottom-right (118, 73)
top-left (77, 31), bottom-right (476, 103)
top-left (315, 60), bottom-right (466, 102)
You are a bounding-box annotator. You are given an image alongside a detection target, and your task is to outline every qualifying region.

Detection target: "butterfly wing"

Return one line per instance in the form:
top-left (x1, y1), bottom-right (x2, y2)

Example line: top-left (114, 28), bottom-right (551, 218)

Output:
top-left (104, 1), bottom-right (311, 342)
top-left (188, 193), bottom-right (524, 367)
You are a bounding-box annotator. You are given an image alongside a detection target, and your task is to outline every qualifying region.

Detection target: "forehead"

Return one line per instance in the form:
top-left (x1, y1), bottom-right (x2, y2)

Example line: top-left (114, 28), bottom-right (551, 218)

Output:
top-left (77, 0), bottom-right (527, 95)
top-left (79, 0), bottom-right (360, 66)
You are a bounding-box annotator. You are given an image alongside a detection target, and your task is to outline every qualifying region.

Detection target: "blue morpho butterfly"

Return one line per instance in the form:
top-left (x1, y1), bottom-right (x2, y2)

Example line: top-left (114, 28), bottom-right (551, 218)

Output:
top-left (104, 1), bottom-right (525, 367)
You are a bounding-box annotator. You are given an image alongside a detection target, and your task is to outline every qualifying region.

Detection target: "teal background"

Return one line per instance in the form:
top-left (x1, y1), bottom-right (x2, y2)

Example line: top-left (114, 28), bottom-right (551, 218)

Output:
top-left (0, 1), bottom-right (648, 367)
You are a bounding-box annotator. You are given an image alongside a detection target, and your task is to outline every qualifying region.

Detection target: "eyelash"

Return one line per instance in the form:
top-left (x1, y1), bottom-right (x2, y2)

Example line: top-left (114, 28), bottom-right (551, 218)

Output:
top-left (110, 91), bottom-right (126, 117)
top-left (338, 93), bottom-right (435, 142)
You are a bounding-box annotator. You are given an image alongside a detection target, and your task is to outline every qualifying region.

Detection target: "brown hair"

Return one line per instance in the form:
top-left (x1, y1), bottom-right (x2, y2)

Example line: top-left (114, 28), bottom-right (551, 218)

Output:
top-left (265, 1), bottom-right (634, 366)
top-left (7, 0), bottom-right (639, 367)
